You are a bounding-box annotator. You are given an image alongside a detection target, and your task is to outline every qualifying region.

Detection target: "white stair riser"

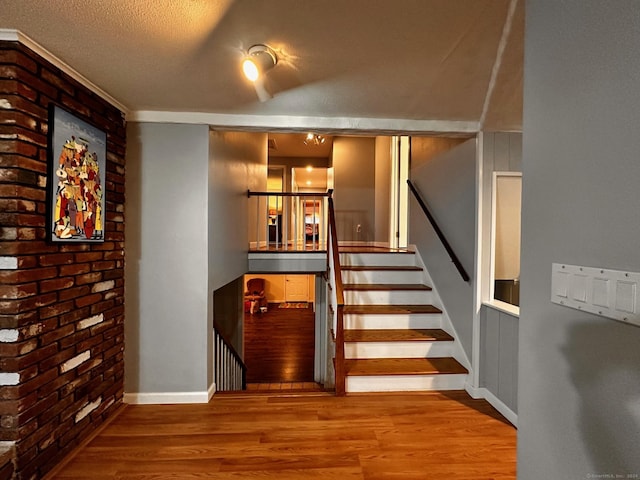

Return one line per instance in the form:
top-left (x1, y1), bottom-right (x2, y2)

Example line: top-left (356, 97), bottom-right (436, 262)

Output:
top-left (346, 374), bottom-right (467, 392)
top-left (340, 253), bottom-right (416, 267)
top-left (343, 313), bottom-right (442, 330)
top-left (345, 341), bottom-right (452, 359)
top-left (342, 270), bottom-right (423, 284)
top-left (345, 290), bottom-right (433, 305)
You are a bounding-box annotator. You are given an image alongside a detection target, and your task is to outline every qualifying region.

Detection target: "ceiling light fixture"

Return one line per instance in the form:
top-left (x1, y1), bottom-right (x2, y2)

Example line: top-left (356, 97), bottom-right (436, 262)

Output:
top-left (242, 44), bottom-right (278, 82)
top-left (304, 133), bottom-right (326, 146)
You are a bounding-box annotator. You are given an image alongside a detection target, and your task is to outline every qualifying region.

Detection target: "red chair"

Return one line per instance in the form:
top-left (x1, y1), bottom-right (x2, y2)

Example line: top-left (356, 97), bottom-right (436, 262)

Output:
top-left (245, 278), bottom-right (268, 314)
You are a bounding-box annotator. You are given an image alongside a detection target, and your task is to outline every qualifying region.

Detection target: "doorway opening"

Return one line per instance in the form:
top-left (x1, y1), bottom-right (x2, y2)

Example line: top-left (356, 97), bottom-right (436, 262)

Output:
top-left (242, 274), bottom-right (320, 392)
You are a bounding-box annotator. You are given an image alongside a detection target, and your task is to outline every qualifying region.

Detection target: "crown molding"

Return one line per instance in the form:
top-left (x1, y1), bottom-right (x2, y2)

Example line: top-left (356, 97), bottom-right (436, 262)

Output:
top-left (0, 29), bottom-right (129, 115)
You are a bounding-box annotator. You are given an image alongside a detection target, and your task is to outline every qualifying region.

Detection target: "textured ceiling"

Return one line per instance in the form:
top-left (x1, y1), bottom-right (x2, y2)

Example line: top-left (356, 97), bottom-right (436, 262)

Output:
top-left (0, 0), bottom-right (523, 130)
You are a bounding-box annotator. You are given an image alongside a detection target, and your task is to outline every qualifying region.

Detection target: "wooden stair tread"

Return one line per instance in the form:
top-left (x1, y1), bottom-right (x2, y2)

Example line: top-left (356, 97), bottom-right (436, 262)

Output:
top-left (344, 329), bottom-right (453, 343)
top-left (341, 265), bottom-right (422, 271)
top-left (343, 304), bottom-right (442, 315)
top-left (344, 283), bottom-right (432, 291)
top-left (345, 357), bottom-right (468, 376)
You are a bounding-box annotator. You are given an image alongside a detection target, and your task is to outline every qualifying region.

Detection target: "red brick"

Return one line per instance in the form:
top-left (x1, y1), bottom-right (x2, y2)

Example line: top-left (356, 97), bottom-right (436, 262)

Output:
top-left (0, 311), bottom-right (38, 329)
top-left (90, 261), bottom-right (114, 272)
top-left (1, 366), bottom-right (57, 399)
top-left (39, 277), bottom-right (74, 293)
top-left (0, 267), bottom-right (58, 284)
top-left (0, 282), bottom-right (37, 299)
top-left (0, 338), bottom-right (37, 358)
top-left (57, 285), bottom-right (90, 302)
top-left (59, 244), bottom-right (89, 254)
top-left (0, 153), bottom-right (47, 174)
top-left (41, 68), bottom-right (75, 96)
top-left (0, 342), bottom-right (57, 372)
top-left (39, 300), bottom-right (75, 320)
top-left (58, 307), bottom-right (90, 326)
top-left (0, 241), bottom-right (56, 255)
top-left (59, 328), bottom-right (90, 350)
top-left (38, 253), bottom-right (74, 266)
top-left (58, 264), bottom-right (90, 276)
top-left (72, 252), bottom-right (102, 263)
top-left (37, 346), bottom-right (75, 372)
top-left (0, 292), bottom-right (57, 314)
top-left (75, 272), bottom-right (102, 285)
top-left (90, 299), bottom-right (115, 315)
top-left (75, 293), bottom-right (102, 309)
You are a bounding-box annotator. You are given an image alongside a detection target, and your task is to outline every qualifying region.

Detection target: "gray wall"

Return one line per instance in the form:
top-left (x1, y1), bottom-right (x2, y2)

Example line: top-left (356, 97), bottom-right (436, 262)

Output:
top-left (374, 136), bottom-right (391, 243)
top-left (125, 123), bottom-right (210, 395)
top-left (208, 130), bottom-right (266, 386)
top-left (409, 138), bottom-right (476, 358)
top-left (479, 306), bottom-right (518, 413)
top-left (520, 1), bottom-right (640, 478)
top-left (332, 136), bottom-right (376, 242)
top-left (208, 130), bottom-right (266, 291)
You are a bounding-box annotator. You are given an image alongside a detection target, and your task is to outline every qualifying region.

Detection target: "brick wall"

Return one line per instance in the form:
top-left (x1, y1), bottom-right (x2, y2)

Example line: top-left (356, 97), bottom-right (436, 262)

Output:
top-left (0, 41), bottom-right (126, 479)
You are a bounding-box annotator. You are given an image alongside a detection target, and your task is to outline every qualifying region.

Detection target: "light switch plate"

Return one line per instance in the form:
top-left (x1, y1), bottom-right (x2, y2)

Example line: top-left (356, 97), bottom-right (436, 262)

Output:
top-left (551, 263), bottom-right (640, 327)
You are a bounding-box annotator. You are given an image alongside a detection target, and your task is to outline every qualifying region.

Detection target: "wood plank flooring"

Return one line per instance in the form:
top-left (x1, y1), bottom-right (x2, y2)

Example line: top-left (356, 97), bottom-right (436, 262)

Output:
top-left (48, 391), bottom-right (516, 480)
top-left (244, 302), bottom-right (315, 384)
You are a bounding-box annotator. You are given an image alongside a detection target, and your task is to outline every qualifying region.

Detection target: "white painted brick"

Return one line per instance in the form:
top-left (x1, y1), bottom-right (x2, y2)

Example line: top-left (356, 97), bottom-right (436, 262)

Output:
top-left (0, 373), bottom-right (19, 386)
top-left (78, 314), bottom-right (104, 330)
top-left (75, 397), bottom-right (102, 423)
top-left (91, 281), bottom-right (114, 293)
top-left (0, 257), bottom-right (18, 270)
top-left (60, 350), bottom-right (90, 373)
top-left (0, 329), bottom-right (19, 342)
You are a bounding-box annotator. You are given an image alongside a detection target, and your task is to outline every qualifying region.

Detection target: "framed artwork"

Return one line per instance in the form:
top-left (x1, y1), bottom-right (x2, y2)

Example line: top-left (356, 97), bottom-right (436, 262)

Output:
top-left (47, 105), bottom-right (107, 243)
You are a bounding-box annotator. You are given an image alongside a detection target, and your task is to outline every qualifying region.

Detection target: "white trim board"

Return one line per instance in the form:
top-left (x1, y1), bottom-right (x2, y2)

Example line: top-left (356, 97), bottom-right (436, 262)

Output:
top-left (130, 110), bottom-right (480, 134)
top-left (0, 29), bottom-right (128, 114)
top-left (124, 383), bottom-right (215, 405)
top-left (466, 384), bottom-right (517, 427)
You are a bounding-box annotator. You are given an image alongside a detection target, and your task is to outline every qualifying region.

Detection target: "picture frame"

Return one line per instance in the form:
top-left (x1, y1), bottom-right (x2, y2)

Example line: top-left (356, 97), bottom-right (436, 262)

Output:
top-left (46, 104), bottom-right (107, 243)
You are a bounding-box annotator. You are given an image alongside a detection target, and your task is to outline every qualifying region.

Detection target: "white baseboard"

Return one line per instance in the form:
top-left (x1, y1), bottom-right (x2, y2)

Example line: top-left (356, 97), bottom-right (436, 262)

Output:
top-left (465, 384), bottom-right (517, 427)
top-left (124, 384), bottom-right (216, 405)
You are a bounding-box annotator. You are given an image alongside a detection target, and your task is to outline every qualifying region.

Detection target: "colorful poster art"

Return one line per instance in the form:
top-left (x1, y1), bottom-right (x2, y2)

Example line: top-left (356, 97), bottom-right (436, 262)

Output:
top-left (47, 105), bottom-right (107, 243)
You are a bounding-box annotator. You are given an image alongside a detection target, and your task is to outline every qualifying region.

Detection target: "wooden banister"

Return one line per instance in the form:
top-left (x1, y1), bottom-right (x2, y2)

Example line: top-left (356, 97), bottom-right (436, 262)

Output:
top-left (327, 190), bottom-right (346, 395)
top-left (407, 180), bottom-right (470, 283)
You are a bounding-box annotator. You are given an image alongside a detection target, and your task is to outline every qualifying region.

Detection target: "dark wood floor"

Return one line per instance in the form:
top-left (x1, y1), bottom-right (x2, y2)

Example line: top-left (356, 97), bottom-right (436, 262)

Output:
top-left (48, 391), bottom-right (516, 480)
top-left (244, 302), bottom-right (315, 384)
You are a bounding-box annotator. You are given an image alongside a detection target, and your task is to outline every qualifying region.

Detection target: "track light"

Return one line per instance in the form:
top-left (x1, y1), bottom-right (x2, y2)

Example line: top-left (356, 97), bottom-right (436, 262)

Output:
top-left (242, 44), bottom-right (277, 82)
top-left (304, 134), bottom-right (326, 146)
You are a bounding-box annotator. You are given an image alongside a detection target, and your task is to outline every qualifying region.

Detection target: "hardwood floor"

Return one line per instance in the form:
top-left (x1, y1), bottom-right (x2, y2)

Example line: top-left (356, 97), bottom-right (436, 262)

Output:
top-left (244, 303), bottom-right (315, 384)
top-left (48, 391), bottom-right (516, 480)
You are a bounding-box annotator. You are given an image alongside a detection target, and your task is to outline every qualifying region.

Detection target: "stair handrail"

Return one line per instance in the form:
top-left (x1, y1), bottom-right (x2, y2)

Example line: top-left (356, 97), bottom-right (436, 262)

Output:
top-left (407, 179), bottom-right (470, 282)
top-left (213, 321), bottom-right (247, 391)
top-left (327, 190), bottom-right (346, 395)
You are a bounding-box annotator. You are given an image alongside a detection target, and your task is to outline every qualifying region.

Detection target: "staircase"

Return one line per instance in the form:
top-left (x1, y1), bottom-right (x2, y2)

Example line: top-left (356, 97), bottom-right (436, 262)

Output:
top-left (339, 248), bottom-right (468, 393)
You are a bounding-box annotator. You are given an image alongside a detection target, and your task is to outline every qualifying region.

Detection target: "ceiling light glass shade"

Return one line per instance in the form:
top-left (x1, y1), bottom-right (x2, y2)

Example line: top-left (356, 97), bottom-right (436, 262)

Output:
top-left (242, 44), bottom-right (277, 82)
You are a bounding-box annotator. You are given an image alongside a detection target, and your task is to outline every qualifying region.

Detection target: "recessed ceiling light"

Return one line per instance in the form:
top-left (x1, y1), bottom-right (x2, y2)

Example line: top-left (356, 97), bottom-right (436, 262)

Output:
top-left (306, 166), bottom-right (313, 172)
top-left (306, 181), bottom-right (311, 185)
